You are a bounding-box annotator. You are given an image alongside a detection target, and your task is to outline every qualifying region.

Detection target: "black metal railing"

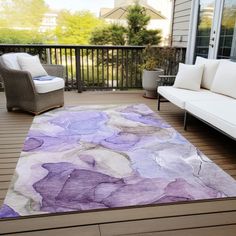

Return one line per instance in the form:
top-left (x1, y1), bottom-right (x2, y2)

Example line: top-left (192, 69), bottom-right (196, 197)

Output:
top-left (0, 44), bottom-right (186, 92)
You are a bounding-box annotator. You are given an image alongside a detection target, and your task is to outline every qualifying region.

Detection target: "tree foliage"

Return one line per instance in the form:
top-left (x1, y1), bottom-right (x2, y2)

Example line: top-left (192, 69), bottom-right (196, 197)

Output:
top-left (90, 24), bottom-right (126, 45)
top-left (126, 3), bottom-right (161, 45)
top-left (0, 0), bottom-right (48, 29)
top-left (55, 10), bottom-right (105, 44)
top-left (126, 3), bottom-right (149, 43)
top-left (0, 0), bottom-right (48, 43)
top-left (0, 28), bottom-right (44, 44)
top-left (0, 1), bottom-right (162, 46)
top-left (90, 3), bottom-right (161, 46)
top-left (0, 1), bottom-right (105, 45)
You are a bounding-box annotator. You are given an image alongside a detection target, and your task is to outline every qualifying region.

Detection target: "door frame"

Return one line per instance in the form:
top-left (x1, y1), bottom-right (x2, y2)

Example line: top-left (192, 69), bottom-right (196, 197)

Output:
top-left (231, 22), bottom-right (236, 59)
top-left (185, 0), bottom-right (225, 64)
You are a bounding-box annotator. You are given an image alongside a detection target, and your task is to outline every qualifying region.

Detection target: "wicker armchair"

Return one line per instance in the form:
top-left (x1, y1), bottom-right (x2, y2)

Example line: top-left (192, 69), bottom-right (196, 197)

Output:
top-left (0, 56), bottom-right (65, 115)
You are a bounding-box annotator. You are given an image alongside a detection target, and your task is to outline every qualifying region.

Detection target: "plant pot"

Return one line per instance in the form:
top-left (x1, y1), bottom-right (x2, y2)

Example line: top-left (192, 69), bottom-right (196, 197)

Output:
top-left (142, 69), bottom-right (164, 98)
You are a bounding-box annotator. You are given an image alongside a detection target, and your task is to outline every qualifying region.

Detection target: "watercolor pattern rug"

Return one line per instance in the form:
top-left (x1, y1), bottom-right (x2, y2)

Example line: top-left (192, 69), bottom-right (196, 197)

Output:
top-left (1, 104), bottom-right (236, 218)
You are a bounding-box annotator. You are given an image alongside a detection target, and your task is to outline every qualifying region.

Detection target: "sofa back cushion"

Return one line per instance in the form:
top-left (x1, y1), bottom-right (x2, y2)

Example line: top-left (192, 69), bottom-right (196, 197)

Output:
top-left (173, 63), bottom-right (204, 91)
top-left (210, 60), bottom-right (236, 99)
top-left (195, 56), bottom-right (220, 89)
top-left (1, 53), bottom-right (32, 70)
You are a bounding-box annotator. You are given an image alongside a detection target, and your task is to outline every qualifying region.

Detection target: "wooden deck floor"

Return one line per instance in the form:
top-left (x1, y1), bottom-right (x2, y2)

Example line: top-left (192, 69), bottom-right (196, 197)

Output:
top-left (0, 90), bottom-right (236, 236)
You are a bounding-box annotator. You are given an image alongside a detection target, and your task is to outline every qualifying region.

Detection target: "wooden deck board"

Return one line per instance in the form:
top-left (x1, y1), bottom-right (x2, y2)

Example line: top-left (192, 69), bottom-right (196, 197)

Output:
top-left (0, 91), bottom-right (236, 235)
top-left (119, 225), bottom-right (236, 236)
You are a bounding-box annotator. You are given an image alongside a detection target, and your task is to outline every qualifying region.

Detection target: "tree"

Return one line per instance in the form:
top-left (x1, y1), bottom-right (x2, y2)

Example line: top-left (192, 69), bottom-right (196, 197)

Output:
top-left (126, 3), bottom-right (161, 45)
top-left (0, 0), bottom-right (48, 43)
top-left (90, 24), bottom-right (126, 45)
top-left (0, 28), bottom-right (44, 44)
top-left (55, 10), bottom-right (105, 44)
top-left (89, 3), bottom-right (162, 46)
top-left (0, 0), bottom-right (48, 30)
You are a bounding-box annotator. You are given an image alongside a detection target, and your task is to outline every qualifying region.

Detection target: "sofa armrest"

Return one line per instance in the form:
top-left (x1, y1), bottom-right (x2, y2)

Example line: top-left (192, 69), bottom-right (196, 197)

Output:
top-left (157, 75), bottom-right (176, 86)
top-left (43, 64), bottom-right (65, 79)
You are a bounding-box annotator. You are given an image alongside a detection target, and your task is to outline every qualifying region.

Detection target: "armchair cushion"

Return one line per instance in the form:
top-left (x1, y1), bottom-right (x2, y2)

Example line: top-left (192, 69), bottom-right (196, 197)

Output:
top-left (17, 55), bottom-right (48, 78)
top-left (2, 52), bottom-right (31, 70)
top-left (33, 77), bottom-right (64, 93)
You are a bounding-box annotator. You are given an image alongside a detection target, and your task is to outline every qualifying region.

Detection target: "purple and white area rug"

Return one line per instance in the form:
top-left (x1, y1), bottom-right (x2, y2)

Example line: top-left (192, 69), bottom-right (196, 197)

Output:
top-left (1, 104), bottom-right (236, 218)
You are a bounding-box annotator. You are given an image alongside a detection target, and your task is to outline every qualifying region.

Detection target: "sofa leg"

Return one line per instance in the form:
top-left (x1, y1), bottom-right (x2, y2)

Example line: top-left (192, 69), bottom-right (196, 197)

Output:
top-left (157, 93), bottom-right (161, 111)
top-left (184, 111), bottom-right (188, 130)
top-left (7, 107), bottom-right (13, 112)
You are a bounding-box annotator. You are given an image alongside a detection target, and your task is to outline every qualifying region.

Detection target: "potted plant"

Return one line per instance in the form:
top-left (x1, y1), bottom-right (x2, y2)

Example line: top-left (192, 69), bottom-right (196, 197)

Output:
top-left (141, 45), bottom-right (164, 98)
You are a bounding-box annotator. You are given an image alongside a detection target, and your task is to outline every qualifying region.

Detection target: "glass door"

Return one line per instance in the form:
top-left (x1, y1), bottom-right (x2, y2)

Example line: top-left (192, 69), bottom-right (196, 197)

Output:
top-left (191, 0), bottom-right (236, 62)
top-left (217, 0), bottom-right (236, 59)
top-left (194, 0), bottom-right (216, 59)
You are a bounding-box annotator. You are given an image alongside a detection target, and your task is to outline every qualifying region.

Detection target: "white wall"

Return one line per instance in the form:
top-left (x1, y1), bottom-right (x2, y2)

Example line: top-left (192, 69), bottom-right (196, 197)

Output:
top-left (172, 0), bottom-right (192, 47)
top-left (148, 0), bottom-right (173, 46)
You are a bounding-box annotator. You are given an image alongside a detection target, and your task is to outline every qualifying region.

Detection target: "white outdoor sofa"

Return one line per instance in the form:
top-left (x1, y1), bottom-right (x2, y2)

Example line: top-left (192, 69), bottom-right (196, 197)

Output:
top-left (157, 57), bottom-right (236, 140)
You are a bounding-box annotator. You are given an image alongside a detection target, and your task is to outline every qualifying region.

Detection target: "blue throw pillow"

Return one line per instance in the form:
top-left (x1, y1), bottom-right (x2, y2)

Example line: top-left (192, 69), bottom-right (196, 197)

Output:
top-left (33, 76), bottom-right (56, 81)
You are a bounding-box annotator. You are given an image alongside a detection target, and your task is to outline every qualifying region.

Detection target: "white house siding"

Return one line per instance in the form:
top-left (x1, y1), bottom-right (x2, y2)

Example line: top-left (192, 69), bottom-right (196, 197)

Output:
top-left (172, 0), bottom-right (192, 47)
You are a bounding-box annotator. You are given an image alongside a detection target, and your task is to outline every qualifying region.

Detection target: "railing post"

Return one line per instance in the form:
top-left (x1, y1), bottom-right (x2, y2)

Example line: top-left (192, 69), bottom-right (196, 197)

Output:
top-left (121, 48), bottom-right (124, 90)
top-left (46, 48), bottom-right (51, 64)
top-left (75, 47), bottom-right (82, 93)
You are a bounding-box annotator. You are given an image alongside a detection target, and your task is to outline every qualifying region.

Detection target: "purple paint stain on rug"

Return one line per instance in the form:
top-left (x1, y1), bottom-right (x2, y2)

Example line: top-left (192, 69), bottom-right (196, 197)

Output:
top-left (50, 111), bottom-right (108, 135)
top-left (122, 112), bottom-right (170, 128)
top-left (119, 104), bottom-right (170, 128)
top-left (101, 132), bottom-right (140, 151)
top-left (1, 104), bottom-right (236, 219)
top-left (0, 204), bottom-right (19, 218)
top-left (33, 162), bottom-right (125, 212)
top-left (23, 137), bottom-right (44, 151)
top-left (23, 135), bottom-right (81, 152)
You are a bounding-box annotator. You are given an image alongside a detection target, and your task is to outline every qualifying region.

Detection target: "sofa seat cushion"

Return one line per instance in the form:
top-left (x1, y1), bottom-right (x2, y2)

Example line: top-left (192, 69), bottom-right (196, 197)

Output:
top-left (185, 100), bottom-right (236, 139)
top-left (33, 77), bottom-right (64, 93)
top-left (157, 86), bottom-right (231, 109)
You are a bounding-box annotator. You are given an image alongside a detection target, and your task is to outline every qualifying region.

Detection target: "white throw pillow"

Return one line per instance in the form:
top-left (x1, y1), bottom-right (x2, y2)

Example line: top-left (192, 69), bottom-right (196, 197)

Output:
top-left (17, 55), bottom-right (48, 78)
top-left (173, 63), bottom-right (204, 91)
top-left (210, 60), bottom-right (236, 99)
top-left (195, 56), bottom-right (220, 89)
top-left (2, 53), bottom-right (32, 70)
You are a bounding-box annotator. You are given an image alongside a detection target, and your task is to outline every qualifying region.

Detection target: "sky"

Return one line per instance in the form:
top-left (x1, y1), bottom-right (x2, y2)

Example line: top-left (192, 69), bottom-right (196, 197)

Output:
top-left (44, 0), bottom-right (159, 16)
top-left (45, 0), bottom-right (114, 15)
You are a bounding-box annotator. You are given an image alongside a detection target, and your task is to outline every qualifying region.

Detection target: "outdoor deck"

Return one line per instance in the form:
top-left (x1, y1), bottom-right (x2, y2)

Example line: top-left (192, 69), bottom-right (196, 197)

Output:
top-left (0, 90), bottom-right (236, 236)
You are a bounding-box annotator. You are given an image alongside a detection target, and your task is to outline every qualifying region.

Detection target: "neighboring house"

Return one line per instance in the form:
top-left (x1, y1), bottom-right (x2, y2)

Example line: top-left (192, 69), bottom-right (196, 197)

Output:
top-left (39, 12), bottom-right (58, 33)
top-left (149, 0), bottom-right (173, 46)
top-left (0, 0), bottom-right (11, 11)
top-left (171, 0), bottom-right (236, 63)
